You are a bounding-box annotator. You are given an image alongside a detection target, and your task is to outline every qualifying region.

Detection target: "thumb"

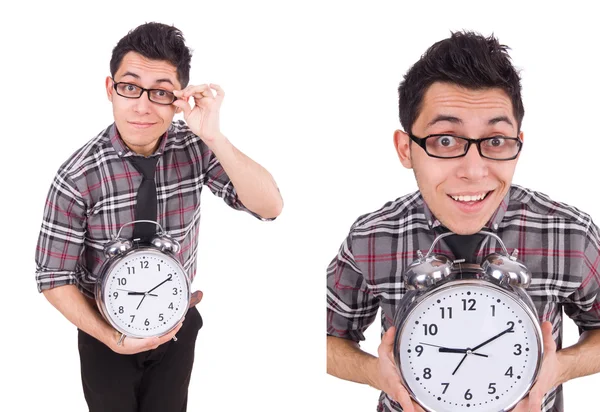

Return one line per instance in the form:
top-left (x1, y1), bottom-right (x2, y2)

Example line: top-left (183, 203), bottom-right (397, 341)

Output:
top-left (172, 98), bottom-right (192, 118)
top-left (541, 321), bottom-right (556, 352)
top-left (379, 326), bottom-right (396, 355)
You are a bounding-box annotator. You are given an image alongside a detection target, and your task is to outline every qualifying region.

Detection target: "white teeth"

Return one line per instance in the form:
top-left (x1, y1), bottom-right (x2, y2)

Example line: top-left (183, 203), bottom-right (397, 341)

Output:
top-left (451, 193), bottom-right (487, 202)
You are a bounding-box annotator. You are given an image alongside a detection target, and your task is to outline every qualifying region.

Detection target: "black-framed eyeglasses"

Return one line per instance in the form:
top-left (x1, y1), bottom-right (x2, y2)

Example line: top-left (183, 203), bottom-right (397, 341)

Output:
top-left (408, 133), bottom-right (523, 160)
top-left (111, 79), bottom-right (177, 105)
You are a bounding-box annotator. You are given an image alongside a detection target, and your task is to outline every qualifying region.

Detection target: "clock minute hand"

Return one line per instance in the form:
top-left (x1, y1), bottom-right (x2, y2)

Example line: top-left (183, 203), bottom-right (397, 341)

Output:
top-left (471, 325), bottom-right (514, 352)
top-left (145, 275), bottom-right (173, 295)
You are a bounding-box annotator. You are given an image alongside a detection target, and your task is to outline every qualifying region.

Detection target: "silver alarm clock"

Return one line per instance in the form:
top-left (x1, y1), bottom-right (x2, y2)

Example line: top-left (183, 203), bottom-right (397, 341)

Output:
top-left (393, 231), bottom-right (543, 412)
top-left (95, 220), bottom-right (191, 341)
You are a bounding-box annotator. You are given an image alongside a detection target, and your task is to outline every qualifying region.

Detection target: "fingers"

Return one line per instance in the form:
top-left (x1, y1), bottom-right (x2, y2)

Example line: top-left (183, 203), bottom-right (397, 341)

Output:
top-left (378, 326), bottom-right (396, 361)
top-left (189, 290), bottom-right (203, 308)
top-left (393, 384), bottom-right (415, 412)
top-left (174, 84), bottom-right (224, 101)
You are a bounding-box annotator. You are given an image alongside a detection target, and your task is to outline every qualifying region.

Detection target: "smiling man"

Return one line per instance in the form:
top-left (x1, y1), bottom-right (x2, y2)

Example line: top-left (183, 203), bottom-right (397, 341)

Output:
top-left (326, 32), bottom-right (600, 412)
top-left (35, 22), bottom-right (282, 412)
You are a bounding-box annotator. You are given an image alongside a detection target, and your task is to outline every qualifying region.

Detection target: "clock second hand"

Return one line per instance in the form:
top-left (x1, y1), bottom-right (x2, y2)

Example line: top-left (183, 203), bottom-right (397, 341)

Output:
top-left (418, 342), bottom-right (488, 358)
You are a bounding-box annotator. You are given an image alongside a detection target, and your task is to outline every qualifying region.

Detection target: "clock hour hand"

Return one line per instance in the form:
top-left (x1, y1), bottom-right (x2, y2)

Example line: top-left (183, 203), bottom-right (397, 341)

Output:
top-left (116, 289), bottom-right (158, 297)
top-left (419, 342), bottom-right (488, 357)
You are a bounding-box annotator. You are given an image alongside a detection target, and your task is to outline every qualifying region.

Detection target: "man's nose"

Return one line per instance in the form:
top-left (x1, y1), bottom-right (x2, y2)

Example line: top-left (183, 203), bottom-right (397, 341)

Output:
top-left (456, 143), bottom-right (488, 181)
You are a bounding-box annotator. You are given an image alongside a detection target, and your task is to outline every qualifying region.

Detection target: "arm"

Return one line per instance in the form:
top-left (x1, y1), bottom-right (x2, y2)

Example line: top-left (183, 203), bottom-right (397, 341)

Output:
top-left (42, 285), bottom-right (181, 354)
top-left (557, 328), bottom-right (600, 383)
top-left (173, 84), bottom-right (282, 219)
top-left (206, 135), bottom-right (282, 219)
top-left (326, 227), bottom-right (424, 412)
top-left (327, 330), bottom-right (425, 412)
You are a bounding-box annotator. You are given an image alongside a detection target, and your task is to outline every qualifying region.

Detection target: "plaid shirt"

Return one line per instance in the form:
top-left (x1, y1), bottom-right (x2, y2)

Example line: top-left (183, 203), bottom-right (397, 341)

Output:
top-left (327, 185), bottom-right (600, 412)
top-left (35, 120), bottom-right (267, 298)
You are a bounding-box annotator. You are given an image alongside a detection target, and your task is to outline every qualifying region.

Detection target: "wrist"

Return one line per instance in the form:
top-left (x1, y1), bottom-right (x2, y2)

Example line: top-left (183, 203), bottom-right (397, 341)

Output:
top-left (364, 355), bottom-right (383, 390)
top-left (555, 350), bottom-right (574, 385)
top-left (204, 132), bottom-right (229, 152)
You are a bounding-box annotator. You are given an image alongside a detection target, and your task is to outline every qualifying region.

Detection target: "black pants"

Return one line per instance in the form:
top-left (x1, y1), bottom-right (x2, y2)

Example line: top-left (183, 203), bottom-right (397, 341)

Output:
top-left (78, 306), bottom-right (203, 412)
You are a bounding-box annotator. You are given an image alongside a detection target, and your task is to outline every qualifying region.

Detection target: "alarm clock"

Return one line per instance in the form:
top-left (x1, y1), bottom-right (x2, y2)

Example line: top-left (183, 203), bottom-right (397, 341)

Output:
top-left (95, 220), bottom-right (191, 341)
top-left (393, 231), bottom-right (543, 412)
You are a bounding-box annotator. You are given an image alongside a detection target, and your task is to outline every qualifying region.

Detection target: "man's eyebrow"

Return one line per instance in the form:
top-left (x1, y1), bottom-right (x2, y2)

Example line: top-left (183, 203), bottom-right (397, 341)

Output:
top-left (488, 116), bottom-right (514, 127)
top-left (119, 72), bottom-right (175, 87)
top-left (426, 115), bottom-right (462, 128)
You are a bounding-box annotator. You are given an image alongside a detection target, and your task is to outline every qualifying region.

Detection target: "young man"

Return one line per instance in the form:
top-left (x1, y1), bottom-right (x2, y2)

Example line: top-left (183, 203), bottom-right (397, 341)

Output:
top-left (326, 31), bottom-right (600, 412)
top-left (35, 22), bottom-right (282, 412)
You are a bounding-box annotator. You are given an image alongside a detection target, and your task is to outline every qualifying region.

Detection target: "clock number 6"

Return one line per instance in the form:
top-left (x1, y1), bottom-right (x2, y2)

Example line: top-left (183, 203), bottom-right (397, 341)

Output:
top-left (464, 389), bottom-right (473, 400)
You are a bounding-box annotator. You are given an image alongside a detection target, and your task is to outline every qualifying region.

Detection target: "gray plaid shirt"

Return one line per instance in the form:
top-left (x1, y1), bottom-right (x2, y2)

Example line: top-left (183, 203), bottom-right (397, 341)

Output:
top-left (327, 186), bottom-right (600, 412)
top-left (35, 120), bottom-right (268, 298)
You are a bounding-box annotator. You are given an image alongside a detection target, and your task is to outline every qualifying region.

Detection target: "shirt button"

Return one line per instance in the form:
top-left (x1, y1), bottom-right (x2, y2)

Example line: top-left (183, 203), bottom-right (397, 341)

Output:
top-left (118, 151), bottom-right (123, 156)
top-left (428, 220), bottom-right (432, 226)
top-left (493, 223), bottom-right (499, 230)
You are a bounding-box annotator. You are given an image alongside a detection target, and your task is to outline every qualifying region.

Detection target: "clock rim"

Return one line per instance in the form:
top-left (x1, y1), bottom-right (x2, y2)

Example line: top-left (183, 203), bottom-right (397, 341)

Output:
top-left (393, 279), bottom-right (544, 412)
top-left (95, 246), bottom-right (191, 339)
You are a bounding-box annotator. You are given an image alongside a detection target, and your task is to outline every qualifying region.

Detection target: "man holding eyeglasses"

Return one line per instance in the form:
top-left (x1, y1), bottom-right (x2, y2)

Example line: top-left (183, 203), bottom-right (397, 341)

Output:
top-left (35, 22), bottom-right (282, 412)
top-left (326, 31), bottom-right (600, 412)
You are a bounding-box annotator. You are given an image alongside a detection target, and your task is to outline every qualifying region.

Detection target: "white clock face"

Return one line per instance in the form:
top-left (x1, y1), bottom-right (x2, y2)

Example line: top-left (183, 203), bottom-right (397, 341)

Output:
top-left (101, 249), bottom-right (190, 338)
top-left (397, 282), bottom-right (541, 412)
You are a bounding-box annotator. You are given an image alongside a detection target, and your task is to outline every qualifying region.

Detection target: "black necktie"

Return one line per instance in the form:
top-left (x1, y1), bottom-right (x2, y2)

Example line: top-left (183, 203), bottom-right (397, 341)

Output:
top-left (128, 156), bottom-right (159, 243)
top-left (436, 227), bottom-right (485, 263)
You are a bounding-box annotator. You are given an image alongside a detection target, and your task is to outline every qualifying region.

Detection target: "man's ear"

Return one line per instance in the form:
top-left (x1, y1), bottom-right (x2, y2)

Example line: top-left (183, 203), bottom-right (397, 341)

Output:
top-left (105, 76), bottom-right (113, 102)
top-left (394, 129), bottom-right (413, 169)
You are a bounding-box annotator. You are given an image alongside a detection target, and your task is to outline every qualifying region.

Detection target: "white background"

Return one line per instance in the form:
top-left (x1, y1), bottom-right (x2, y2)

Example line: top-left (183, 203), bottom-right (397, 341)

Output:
top-left (1, 1), bottom-right (599, 411)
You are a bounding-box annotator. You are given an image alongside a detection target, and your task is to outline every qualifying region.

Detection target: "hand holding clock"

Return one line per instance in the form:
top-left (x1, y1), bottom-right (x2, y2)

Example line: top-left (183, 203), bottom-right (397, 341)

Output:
top-left (512, 322), bottom-right (561, 412)
top-left (376, 327), bottom-right (426, 412)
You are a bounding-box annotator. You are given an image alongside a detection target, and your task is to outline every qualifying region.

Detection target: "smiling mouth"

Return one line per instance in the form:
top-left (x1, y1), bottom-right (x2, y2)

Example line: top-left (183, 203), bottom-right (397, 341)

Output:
top-left (447, 191), bottom-right (493, 203)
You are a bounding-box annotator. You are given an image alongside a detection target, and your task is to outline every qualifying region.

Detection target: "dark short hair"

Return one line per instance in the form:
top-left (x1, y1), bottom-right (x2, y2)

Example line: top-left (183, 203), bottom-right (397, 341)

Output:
top-left (110, 22), bottom-right (192, 88)
top-left (398, 31), bottom-right (524, 133)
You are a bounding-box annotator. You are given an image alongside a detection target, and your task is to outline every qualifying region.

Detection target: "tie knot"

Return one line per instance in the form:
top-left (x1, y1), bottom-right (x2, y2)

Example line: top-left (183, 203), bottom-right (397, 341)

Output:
top-left (129, 156), bottom-right (159, 181)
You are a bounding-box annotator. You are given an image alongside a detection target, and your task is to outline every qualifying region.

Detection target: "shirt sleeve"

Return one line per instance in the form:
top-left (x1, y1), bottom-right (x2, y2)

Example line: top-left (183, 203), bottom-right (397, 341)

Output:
top-left (326, 224), bottom-right (380, 342)
top-left (200, 140), bottom-right (275, 222)
top-left (34, 170), bottom-right (87, 292)
top-left (563, 219), bottom-right (600, 331)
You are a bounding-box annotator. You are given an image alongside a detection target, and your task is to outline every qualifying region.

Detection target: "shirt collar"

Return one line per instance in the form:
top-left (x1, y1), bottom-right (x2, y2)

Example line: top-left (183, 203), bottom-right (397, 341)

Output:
top-left (109, 123), bottom-right (169, 158)
top-left (422, 189), bottom-right (511, 233)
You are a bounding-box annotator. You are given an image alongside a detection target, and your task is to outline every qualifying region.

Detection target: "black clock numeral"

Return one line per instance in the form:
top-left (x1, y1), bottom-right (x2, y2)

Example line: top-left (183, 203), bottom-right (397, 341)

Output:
top-left (167, 273), bottom-right (173, 280)
top-left (130, 315), bottom-right (135, 323)
top-left (514, 344), bottom-right (523, 356)
top-left (168, 302), bottom-right (174, 309)
top-left (441, 383), bottom-right (449, 394)
top-left (423, 368), bottom-right (432, 379)
top-left (157, 264), bottom-right (161, 272)
top-left (505, 366), bottom-right (514, 377)
top-left (144, 318), bottom-right (150, 326)
top-left (113, 292), bottom-right (119, 299)
top-left (159, 313), bottom-right (164, 322)
top-left (423, 324), bottom-right (438, 336)
top-left (173, 288), bottom-right (178, 295)
top-left (464, 389), bottom-right (473, 400)
top-left (491, 304), bottom-right (496, 317)
top-left (118, 306), bottom-right (124, 314)
top-left (440, 307), bottom-right (453, 319)
top-left (488, 383), bottom-right (497, 394)
top-left (140, 261), bottom-right (149, 269)
top-left (127, 267), bottom-right (135, 275)
top-left (462, 299), bottom-right (476, 311)
top-left (415, 345), bottom-right (424, 357)
top-left (507, 321), bottom-right (515, 332)
top-left (118, 278), bottom-right (127, 286)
